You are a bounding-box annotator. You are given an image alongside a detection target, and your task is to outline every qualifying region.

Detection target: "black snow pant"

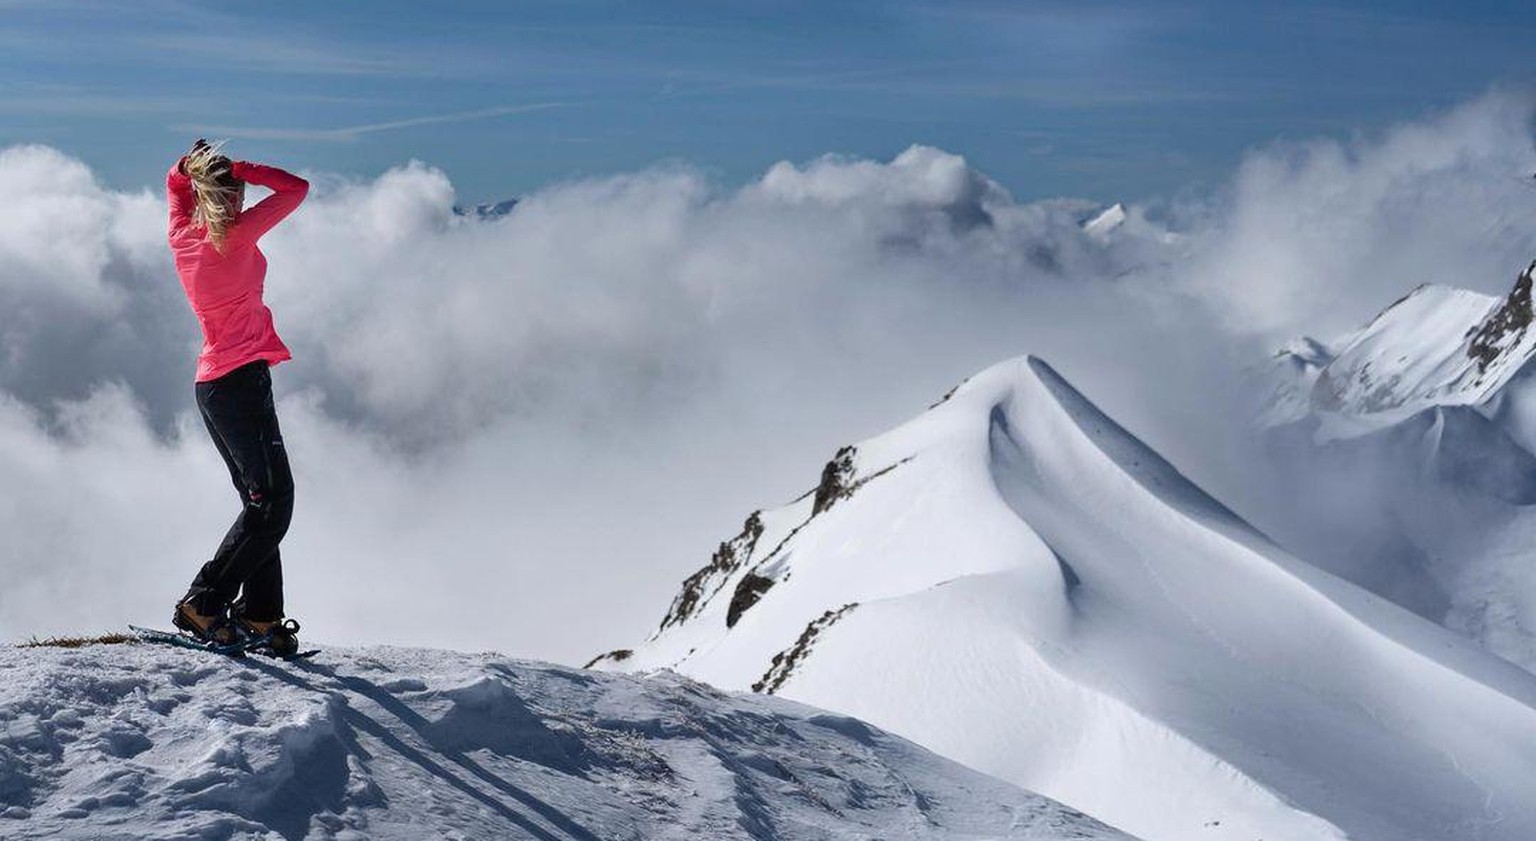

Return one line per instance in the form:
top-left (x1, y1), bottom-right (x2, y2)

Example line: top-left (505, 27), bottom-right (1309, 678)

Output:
top-left (182, 360), bottom-right (294, 622)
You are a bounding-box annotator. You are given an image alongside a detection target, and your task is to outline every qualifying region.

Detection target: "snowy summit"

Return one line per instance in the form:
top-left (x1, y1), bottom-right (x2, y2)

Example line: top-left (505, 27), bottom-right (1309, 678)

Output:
top-left (1266, 262), bottom-right (1536, 440)
top-left (0, 641), bottom-right (1131, 840)
top-left (594, 354), bottom-right (1536, 841)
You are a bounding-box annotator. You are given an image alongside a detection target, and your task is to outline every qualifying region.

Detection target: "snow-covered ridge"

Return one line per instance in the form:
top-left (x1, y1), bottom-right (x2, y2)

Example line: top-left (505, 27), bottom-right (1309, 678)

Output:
top-left (0, 643), bottom-right (1134, 840)
top-left (598, 354), bottom-right (1536, 841)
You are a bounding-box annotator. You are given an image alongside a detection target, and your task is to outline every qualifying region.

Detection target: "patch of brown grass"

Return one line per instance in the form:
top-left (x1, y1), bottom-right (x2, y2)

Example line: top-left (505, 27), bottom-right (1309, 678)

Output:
top-left (18, 633), bottom-right (140, 649)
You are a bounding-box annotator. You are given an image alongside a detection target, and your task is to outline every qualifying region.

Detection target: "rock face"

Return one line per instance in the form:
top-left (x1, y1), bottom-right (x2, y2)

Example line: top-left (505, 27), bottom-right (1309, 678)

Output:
top-left (1467, 262), bottom-right (1535, 376)
top-left (812, 446), bottom-right (858, 515)
top-left (0, 642), bottom-right (1137, 841)
top-left (655, 512), bottom-right (765, 634)
top-left (596, 354), bottom-right (1536, 841)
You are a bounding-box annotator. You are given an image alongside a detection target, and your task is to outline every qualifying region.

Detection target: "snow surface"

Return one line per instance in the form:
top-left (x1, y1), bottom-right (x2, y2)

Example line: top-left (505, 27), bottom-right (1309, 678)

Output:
top-left (599, 355), bottom-right (1536, 841)
top-left (0, 641), bottom-right (1136, 841)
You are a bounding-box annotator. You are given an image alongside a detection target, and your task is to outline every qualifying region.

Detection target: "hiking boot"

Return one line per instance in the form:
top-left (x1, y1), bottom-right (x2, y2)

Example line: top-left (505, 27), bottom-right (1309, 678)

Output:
top-left (236, 616), bottom-right (301, 658)
top-left (173, 600), bottom-right (240, 646)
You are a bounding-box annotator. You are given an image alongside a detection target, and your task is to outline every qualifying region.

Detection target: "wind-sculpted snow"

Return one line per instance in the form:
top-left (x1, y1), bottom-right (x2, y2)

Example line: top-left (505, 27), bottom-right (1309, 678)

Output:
top-left (0, 642), bottom-right (1135, 841)
top-left (601, 354), bottom-right (1536, 841)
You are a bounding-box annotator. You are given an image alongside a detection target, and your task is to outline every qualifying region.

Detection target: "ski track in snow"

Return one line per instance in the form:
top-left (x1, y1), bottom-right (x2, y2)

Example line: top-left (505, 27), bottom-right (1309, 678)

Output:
top-left (0, 642), bottom-right (1136, 841)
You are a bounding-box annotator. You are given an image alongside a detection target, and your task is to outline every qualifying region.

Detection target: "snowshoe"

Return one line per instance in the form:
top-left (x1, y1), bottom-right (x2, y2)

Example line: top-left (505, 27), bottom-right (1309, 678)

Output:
top-left (237, 616), bottom-right (302, 658)
top-left (130, 624), bottom-right (252, 657)
top-left (172, 600), bottom-right (241, 647)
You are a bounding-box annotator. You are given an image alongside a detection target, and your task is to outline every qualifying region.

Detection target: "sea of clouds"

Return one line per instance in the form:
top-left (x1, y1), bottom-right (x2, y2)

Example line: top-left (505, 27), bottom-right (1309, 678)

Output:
top-left (0, 90), bottom-right (1532, 662)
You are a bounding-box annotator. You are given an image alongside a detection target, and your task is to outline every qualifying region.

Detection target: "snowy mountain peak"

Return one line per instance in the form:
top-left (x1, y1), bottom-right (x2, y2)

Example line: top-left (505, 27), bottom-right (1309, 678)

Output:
top-left (600, 352), bottom-right (1536, 841)
top-left (1262, 260), bottom-right (1536, 426)
top-left (1259, 263), bottom-right (1536, 441)
top-left (1081, 203), bottom-right (1127, 239)
top-left (0, 642), bottom-right (1134, 840)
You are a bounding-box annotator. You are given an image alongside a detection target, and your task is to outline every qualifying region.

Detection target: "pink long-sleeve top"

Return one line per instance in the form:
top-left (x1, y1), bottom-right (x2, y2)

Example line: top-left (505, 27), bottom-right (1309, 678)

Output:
top-left (166, 160), bottom-right (309, 382)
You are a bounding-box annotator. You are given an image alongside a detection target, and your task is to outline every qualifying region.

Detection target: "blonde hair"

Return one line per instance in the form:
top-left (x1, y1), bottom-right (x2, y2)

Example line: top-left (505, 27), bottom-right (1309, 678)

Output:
top-left (181, 141), bottom-right (242, 248)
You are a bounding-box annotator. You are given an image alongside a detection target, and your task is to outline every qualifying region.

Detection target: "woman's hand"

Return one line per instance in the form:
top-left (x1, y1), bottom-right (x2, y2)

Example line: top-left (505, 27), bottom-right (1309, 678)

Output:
top-left (181, 139), bottom-right (235, 183)
top-left (179, 138), bottom-right (209, 175)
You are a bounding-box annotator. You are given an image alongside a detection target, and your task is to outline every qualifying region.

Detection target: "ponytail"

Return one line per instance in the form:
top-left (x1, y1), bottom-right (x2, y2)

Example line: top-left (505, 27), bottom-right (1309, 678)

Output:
top-left (181, 142), bottom-right (242, 249)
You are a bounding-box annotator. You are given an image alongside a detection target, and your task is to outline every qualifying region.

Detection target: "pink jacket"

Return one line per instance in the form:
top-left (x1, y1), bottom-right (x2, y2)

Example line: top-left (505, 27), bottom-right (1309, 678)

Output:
top-left (167, 160), bottom-right (309, 382)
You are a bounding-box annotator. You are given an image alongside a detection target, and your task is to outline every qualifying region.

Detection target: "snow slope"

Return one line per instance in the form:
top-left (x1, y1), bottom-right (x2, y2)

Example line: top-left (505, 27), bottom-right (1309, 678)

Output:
top-left (0, 641), bottom-right (1134, 841)
top-left (594, 355), bottom-right (1536, 841)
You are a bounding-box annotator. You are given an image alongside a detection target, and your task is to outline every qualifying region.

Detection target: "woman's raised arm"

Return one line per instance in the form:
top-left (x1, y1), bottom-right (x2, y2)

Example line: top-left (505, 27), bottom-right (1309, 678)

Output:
top-left (166, 158), bottom-right (197, 236)
top-left (225, 161), bottom-right (310, 248)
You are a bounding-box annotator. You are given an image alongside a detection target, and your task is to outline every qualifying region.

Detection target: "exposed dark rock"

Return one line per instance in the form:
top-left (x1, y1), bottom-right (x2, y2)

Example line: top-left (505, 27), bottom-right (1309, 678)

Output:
top-left (812, 447), bottom-right (858, 515)
top-left (929, 376), bottom-right (969, 409)
top-left (753, 604), bottom-right (859, 695)
top-left (1467, 262), bottom-right (1536, 376)
top-left (727, 574), bottom-right (775, 628)
top-left (655, 447), bottom-right (909, 637)
top-left (582, 649), bottom-right (633, 669)
top-left (657, 512), bottom-right (765, 633)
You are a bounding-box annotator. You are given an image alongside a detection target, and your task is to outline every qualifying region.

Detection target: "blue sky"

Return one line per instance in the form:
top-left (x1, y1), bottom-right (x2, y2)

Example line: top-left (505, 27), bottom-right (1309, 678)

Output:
top-left (2, 0), bottom-right (1534, 204)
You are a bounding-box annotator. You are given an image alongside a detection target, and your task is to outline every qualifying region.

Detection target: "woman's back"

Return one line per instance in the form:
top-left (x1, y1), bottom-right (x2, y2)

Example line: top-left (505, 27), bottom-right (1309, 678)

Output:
top-left (166, 157), bottom-right (308, 382)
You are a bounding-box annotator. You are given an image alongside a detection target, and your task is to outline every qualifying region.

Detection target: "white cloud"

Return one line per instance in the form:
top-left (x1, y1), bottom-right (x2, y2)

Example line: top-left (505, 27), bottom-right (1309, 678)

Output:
top-left (1184, 88), bottom-right (1536, 337)
top-left (0, 89), bottom-right (1531, 662)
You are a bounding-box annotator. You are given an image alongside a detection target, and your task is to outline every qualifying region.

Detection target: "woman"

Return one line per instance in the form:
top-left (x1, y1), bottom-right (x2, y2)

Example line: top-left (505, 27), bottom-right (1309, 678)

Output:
top-left (166, 139), bottom-right (308, 655)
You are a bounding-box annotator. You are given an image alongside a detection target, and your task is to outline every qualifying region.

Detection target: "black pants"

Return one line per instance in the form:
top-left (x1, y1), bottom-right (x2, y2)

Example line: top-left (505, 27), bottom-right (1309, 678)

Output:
top-left (183, 361), bottom-right (294, 621)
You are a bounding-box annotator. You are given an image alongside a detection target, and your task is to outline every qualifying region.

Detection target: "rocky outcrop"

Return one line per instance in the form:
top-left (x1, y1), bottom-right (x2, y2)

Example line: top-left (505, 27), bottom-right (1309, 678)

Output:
top-left (753, 604), bottom-right (859, 694)
top-left (656, 512), bottom-right (764, 633)
top-left (632, 445), bottom-right (907, 653)
top-left (727, 573), bottom-right (775, 628)
top-left (812, 447), bottom-right (858, 515)
top-left (1467, 261), bottom-right (1536, 377)
top-left (581, 648), bottom-right (632, 669)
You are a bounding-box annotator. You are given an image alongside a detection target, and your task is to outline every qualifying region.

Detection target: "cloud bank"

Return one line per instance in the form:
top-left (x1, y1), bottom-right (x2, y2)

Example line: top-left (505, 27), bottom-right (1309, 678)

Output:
top-left (0, 90), bottom-right (1532, 663)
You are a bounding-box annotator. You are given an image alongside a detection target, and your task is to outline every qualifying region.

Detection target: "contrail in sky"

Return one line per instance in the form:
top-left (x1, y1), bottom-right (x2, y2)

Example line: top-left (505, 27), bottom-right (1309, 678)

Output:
top-left (174, 102), bottom-right (567, 143)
